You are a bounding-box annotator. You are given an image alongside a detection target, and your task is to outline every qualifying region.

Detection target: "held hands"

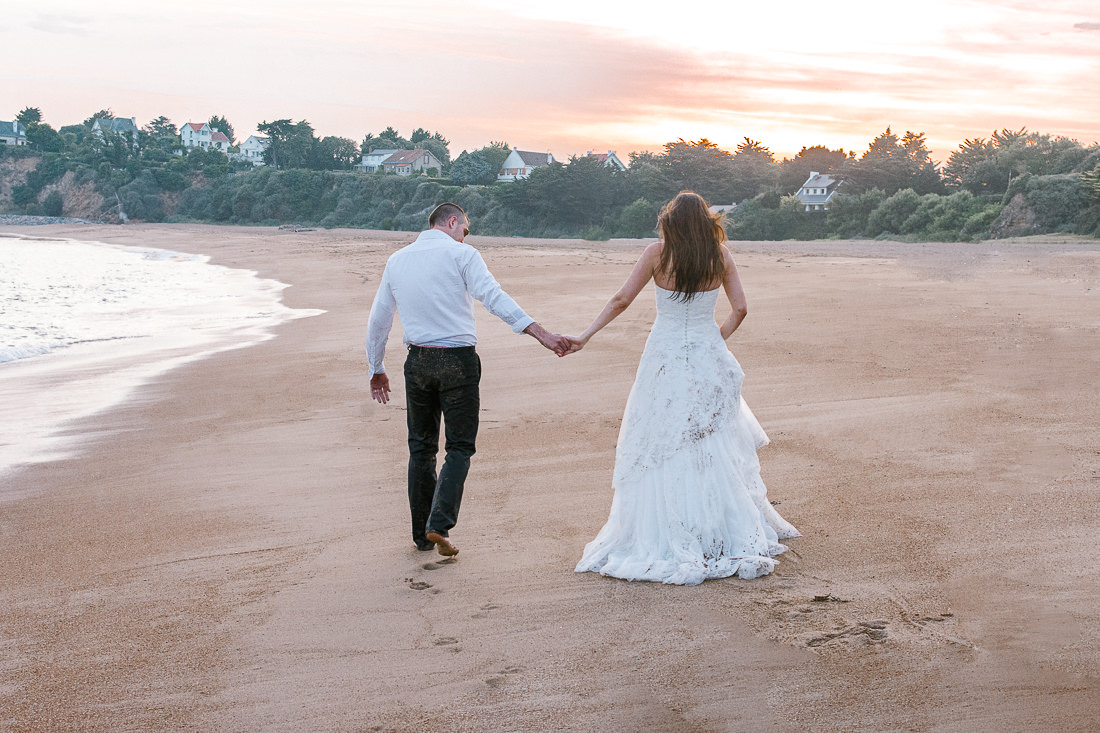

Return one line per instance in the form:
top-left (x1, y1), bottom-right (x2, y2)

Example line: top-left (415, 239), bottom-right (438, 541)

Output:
top-left (539, 330), bottom-right (586, 357)
top-left (526, 322), bottom-right (574, 357)
top-left (562, 336), bottom-right (586, 355)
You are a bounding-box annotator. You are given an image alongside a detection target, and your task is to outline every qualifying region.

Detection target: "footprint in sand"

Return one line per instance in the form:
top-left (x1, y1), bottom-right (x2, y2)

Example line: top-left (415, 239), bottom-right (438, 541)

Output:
top-left (471, 602), bottom-right (501, 619)
top-left (806, 620), bottom-right (889, 648)
top-left (408, 580), bottom-right (432, 591)
top-left (485, 665), bottom-right (524, 688)
top-left (786, 606), bottom-right (819, 621)
top-left (433, 637), bottom-right (458, 646)
top-left (422, 558), bottom-right (457, 570)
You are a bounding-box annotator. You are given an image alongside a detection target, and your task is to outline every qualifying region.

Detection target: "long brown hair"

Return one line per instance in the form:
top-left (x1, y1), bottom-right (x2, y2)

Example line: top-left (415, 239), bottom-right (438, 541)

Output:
top-left (656, 191), bottom-right (726, 301)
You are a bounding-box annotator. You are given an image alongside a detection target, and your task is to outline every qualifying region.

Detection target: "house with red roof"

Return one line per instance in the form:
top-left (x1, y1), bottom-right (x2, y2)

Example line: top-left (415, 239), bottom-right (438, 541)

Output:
top-left (181, 122), bottom-right (231, 151)
top-left (584, 150), bottom-right (627, 171)
top-left (498, 147), bottom-right (556, 181)
top-left (381, 148), bottom-right (443, 176)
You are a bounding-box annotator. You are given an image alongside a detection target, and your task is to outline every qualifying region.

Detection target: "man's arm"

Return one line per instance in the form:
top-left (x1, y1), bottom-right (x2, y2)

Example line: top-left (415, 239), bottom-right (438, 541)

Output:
top-left (462, 250), bottom-right (570, 354)
top-left (463, 250), bottom-right (536, 334)
top-left (365, 267), bottom-right (397, 382)
top-left (523, 322), bottom-right (571, 356)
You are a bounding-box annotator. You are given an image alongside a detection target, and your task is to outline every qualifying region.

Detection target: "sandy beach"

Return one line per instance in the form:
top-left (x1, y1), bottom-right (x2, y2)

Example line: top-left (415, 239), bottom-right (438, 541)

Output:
top-left (2, 222), bottom-right (1099, 731)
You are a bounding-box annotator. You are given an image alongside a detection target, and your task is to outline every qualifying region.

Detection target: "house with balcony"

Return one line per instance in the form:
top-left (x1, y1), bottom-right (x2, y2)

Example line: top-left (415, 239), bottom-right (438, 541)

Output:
top-left (498, 147), bottom-right (555, 181)
top-left (181, 122), bottom-right (230, 151)
top-left (795, 171), bottom-right (844, 211)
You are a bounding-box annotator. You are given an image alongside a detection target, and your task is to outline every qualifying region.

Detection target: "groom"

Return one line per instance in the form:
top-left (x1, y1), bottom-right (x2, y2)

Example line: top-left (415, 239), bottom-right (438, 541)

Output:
top-left (366, 203), bottom-right (569, 557)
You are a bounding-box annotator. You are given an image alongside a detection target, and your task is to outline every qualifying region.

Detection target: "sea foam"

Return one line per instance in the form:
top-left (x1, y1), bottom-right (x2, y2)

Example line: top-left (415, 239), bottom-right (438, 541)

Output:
top-left (0, 234), bottom-right (323, 484)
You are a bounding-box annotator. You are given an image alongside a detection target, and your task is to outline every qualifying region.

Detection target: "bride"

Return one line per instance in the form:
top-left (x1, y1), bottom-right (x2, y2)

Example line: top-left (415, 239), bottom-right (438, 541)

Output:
top-left (567, 191), bottom-right (799, 585)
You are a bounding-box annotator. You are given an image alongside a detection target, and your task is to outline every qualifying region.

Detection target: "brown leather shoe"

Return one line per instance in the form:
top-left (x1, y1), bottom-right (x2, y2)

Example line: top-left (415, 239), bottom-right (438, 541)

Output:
top-left (426, 530), bottom-right (459, 557)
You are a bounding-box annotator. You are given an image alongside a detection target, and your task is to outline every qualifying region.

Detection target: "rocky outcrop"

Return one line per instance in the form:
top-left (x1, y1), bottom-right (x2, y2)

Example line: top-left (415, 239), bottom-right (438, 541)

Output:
top-left (44, 171), bottom-right (105, 220)
top-left (0, 155), bottom-right (39, 209)
top-left (988, 193), bottom-right (1040, 238)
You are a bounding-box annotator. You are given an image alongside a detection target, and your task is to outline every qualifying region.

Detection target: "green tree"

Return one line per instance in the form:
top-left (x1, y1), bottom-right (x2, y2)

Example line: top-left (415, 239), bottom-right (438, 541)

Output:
top-left (144, 116), bottom-right (177, 137)
top-left (140, 116), bottom-right (180, 158)
top-left (846, 127), bottom-right (943, 195)
top-left (730, 137), bottom-right (777, 201)
top-left (502, 155), bottom-right (619, 229)
top-left (1082, 161), bottom-right (1100, 204)
top-left (616, 197), bottom-right (659, 237)
top-left (778, 145), bottom-right (852, 193)
top-left (1025, 174), bottom-right (1089, 231)
top-left (25, 121), bottom-right (63, 152)
top-left (624, 155), bottom-right (676, 204)
top-left (371, 126), bottom-right (412, 151)
top-left (17, 107), bottom-right (42, 125)
top-left (660, 138), bottom-right (735, 203)
top-left (83, 108), bottom-right (114, 127)
top-left (419, 134), bottom-right (451, 168)
top-left (944, 137), bottom-right (1000, 193)
top-left (282, 120), bottom-right (317, 169)
top-left (448, 150), bottom-right (493, 185)
top-left (257, 118), bottom-right (295, 168)
top-left (824, 188), bottom-right (886, 237)
top-left (313, 135), bottom-right (360, 170)
top-left (481, 141), bottom-right (511, 178)
top-left (41, 190), bottom-right (64, 217)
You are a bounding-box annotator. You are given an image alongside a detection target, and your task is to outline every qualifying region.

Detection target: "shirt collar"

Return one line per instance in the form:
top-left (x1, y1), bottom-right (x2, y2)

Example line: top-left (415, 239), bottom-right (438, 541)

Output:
top-left (416, 228), bottom-right (461, 245)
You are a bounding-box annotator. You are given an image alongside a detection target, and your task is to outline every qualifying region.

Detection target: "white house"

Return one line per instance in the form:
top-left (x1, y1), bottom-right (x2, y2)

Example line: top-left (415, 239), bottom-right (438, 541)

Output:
top-left (181, 122), bottom-right (214, 149)
top-left (585, 150), bottom-right (627, 171)
top-left (381, 149), bottom-right (443, 176)
top-left (0, 120), bottom-right (27, 146)
top-left (91, 117), bottom-right (139, 144)
top-left (795, 171), bottom-right (844, 211)
top-left (356, 148), bottom-right (400, 173)
top-left (239, 135), bottom-right (270, 166)
top-left (498, 147), bottom-right (555, 181)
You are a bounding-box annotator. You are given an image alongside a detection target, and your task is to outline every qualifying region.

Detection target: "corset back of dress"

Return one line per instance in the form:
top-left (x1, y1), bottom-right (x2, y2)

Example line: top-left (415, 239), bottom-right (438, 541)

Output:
top-left (652, 285), bottom-right (721, 340)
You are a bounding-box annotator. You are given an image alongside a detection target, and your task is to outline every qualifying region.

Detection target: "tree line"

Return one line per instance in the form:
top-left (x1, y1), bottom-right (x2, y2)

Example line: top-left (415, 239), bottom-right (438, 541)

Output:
top-left (4, 106), bottom-right (1099, 240)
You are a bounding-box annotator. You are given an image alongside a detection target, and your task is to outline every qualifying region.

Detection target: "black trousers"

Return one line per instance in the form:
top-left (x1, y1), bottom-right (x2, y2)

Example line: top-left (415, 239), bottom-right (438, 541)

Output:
top-left (403, 345), bottom-right (480, 544)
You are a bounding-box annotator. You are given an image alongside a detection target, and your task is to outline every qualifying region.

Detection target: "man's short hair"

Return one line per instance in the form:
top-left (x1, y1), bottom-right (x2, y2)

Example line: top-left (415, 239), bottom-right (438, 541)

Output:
top-left (429, 202), bottom-right (466, 228)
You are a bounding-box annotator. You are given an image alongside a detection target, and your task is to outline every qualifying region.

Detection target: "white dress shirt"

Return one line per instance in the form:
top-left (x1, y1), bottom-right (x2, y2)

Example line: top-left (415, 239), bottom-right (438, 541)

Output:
top-left (366, 229), bottom-right (535, 376)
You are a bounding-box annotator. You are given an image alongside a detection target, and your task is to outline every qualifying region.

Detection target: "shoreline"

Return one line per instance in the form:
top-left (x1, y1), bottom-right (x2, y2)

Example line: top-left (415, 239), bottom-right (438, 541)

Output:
top-left (1, 223), bottom-right (1099, 731)
top-left (0, 232), bottom-right (321, 483)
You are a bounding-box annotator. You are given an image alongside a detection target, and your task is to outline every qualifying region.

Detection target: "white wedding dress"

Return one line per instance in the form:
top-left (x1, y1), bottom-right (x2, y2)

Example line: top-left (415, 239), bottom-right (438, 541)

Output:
top-left (575, 285), bottom-right (800, 585)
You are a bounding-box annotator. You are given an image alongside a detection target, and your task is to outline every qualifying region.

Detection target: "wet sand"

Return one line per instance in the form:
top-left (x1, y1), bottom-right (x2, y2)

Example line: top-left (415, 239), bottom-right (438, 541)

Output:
top-left (1, 223), bottom-right (1098, 731)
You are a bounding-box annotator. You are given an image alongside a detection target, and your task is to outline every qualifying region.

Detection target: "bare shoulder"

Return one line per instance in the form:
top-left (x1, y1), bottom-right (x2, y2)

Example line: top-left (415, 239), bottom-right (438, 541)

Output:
top-left (638, 240), bottom-right (663, 267)
top-left (719, 244), bottom-right (738, 270)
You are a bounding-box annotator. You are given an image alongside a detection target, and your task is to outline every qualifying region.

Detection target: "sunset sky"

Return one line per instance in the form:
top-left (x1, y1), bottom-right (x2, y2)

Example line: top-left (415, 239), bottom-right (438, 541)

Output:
top-left (4, 0), bottom-right (1099, 162)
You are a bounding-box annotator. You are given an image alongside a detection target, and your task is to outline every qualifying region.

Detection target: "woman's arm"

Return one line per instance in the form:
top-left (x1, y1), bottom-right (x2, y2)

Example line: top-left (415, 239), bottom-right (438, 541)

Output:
top-left (569, 242), bottom-right (660, 350)
top-left (718, 246), bottom-right (748, 340)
